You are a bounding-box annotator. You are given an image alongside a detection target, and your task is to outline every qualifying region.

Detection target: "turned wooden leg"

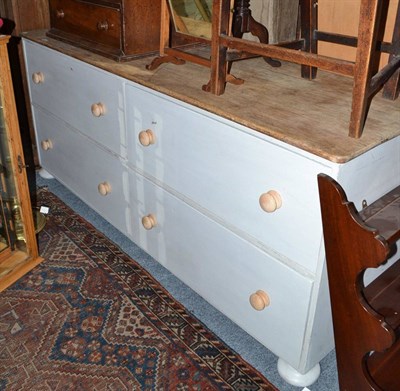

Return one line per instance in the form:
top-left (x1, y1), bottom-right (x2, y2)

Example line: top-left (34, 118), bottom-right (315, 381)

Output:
top-left (247, 16), bottom-right (281, 67)
top-left (232, 0), bottom-right (281, 67)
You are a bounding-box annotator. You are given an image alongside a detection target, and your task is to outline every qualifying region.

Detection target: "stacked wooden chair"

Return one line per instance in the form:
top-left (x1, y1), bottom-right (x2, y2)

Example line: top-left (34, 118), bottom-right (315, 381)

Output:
top-left (210, 0), bottom-right (400, 138)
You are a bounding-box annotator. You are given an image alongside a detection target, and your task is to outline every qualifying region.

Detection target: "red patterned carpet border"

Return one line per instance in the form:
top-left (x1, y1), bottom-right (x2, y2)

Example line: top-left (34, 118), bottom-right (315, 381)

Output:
top-left (0, 188), bottom-right (278, 390)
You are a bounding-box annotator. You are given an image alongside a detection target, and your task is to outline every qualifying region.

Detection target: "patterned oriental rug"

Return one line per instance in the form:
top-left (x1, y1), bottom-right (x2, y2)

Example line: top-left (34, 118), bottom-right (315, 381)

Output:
top-left (0, 188), bottom-right (278, 390)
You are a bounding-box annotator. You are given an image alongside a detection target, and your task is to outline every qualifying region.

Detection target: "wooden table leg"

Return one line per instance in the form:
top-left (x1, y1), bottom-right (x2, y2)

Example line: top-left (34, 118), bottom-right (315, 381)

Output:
top-left (232, 0), bottom-right (281, 67)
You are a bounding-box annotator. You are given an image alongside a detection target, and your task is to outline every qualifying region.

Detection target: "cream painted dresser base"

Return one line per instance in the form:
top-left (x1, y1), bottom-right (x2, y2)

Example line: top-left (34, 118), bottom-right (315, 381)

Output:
top-left (23, 34), bottom-right (400, 387)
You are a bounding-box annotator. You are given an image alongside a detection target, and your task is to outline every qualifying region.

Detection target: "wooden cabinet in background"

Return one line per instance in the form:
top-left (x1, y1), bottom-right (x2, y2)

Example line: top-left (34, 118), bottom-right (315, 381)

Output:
top-left (0, 0), bottom-right (50, 33)
top-left (47, 0), bottom-right (161, 61)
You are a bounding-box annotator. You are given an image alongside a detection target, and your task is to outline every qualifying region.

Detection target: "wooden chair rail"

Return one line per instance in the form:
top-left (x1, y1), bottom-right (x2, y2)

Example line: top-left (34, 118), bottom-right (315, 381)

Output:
top-left (318, 174), bottom-right (400, 391)
top-left (315, 31), bottom-right (396, 55)
top-left (218, 34), bottom-right (356, 76)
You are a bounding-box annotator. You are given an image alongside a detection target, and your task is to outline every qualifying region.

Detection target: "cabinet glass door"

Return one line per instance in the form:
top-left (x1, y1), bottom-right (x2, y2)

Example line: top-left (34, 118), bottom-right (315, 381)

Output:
top-left (0, 35), bottom-right (41, 289)
top-left (0, 75), bottom-right (26, 263)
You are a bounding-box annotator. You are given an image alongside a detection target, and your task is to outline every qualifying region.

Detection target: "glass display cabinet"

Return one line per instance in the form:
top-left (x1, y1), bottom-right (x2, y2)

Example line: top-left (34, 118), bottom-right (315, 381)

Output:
top-left (0, 34), bottom-right (43, 291)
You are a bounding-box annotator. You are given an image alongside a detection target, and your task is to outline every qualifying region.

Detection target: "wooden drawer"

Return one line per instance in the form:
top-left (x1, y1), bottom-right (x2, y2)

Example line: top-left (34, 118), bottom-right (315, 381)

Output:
top-left (47, 0), bottom-right (161, 61)
top-left (48, 0), bottom-right (121, 49)
top-left (126, 84), bottom-right (329, 273)
top-left (33, 107), bottom-right (129, 235)
top-left (126, 168), bottom-right (314, 369)
top-left (24, 41), bottom-right (125, 157)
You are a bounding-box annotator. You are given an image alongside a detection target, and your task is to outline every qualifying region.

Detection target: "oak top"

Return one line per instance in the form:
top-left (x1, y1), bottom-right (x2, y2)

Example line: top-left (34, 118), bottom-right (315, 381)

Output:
top-left (23, 30), bottom-right (399, 163)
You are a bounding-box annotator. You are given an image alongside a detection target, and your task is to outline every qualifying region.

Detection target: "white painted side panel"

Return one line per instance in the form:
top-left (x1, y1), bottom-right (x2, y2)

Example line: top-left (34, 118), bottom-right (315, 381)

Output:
top-left (33, 107), bottom-right (129, 234)
top-left (126, 84), bottom-right (330, 273)
top-left (337, 136), bottom-right (400, 285)
top-left (127, 167), bottom-right (313, 369)
top-left (336, 137), bottom-right (400, 210)
top-left (24, 40), bottom-right (125, 157)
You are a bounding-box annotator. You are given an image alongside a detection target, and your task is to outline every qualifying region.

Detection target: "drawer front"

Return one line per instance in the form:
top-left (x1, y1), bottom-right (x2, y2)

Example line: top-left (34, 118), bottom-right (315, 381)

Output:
top-left (127, 169), bottom-right (313, 369)
top-left (126, 84), bottom-right (327, 272)
top-left (49, 0), bottom-right (121, 48)
top-left (24, 40), bottom-right (125, 157)
top-left (34, 107), bottom-right (129, 234)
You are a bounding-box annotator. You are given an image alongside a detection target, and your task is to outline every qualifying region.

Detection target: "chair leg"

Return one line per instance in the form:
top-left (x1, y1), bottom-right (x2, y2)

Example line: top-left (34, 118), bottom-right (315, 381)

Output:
top-left (209, 0), bottom-right (231, 95)
top-left (382, 1), bottom-right (400, 100)
top-left (349, 0), bottom-right (384, 138)
top-left (300, 0), bottom-right (318, 80)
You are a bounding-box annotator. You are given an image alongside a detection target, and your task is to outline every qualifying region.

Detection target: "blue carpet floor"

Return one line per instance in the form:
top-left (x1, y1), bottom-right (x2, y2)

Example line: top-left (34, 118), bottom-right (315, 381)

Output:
top-left (36, 174), bottom-right (339, 391)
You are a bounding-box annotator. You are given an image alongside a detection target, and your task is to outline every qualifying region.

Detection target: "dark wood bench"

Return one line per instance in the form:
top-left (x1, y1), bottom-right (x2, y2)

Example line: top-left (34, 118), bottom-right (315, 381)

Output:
top-left (318, 174), bottom-right (400, 391)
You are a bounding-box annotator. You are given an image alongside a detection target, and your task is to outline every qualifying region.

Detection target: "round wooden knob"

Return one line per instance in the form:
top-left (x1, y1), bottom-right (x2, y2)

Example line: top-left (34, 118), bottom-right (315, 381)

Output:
top-left (142, 214), bottom-right (157, 230)
top-left (259, 190), bottom-right (282, 213)
top-left (91, 102), bottom-right (106, 117)
top-left (32, 72), bottom-right (45, 84)
top-left (250, 290), bottom-right (270, 311)
top-left (98, 182), bottom-right (111, 196)
top-left (138, 130), bottom-right (156, 146)
top-left (56, 9), bottom-right (65, 18)
top-left (40, 139), bottom-right (53, 151)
